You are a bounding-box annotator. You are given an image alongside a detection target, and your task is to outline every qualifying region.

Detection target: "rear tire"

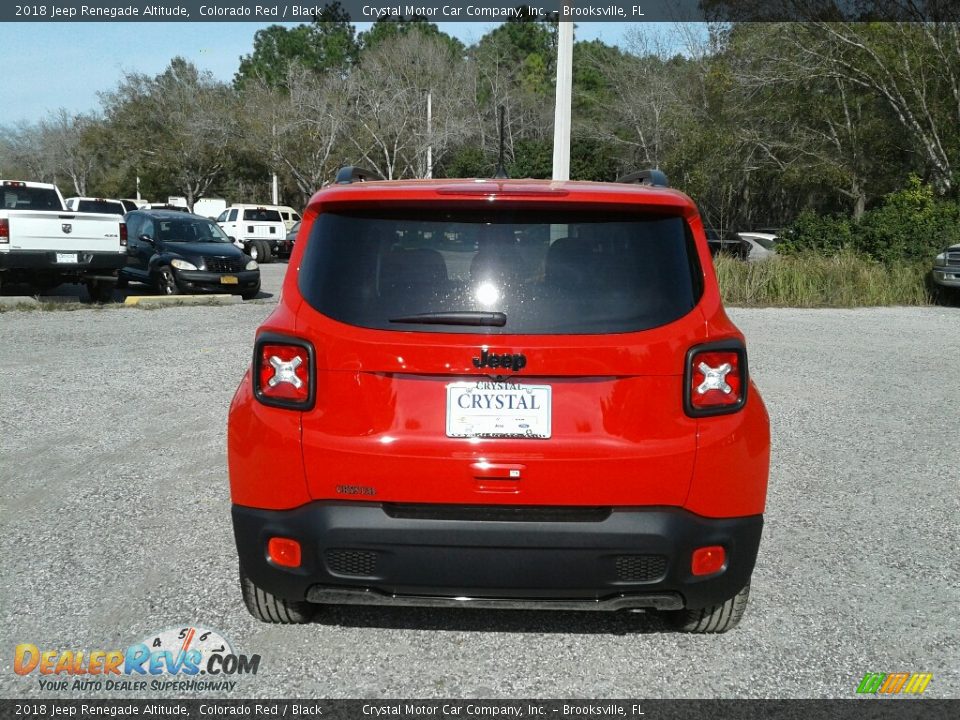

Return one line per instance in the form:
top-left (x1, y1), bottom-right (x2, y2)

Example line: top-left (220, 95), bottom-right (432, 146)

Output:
top-left (86, 280), bottom-right (115, 303)
top-left (256, 240), bottom-right (273, 264)
top-left (239, 566), bottom-right (315, 624)
top-left (666, 583), bottom-right (750, 633)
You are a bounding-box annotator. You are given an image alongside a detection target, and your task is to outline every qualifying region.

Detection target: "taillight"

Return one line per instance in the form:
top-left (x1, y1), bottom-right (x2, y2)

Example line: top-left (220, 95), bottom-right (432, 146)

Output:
top-left (684, 341), bottom-right (748, 416)
top-left (253, 334), bottom-right (315, 410)
top-left (0, 218), bottom-right (9, 243)
top-left (119, 222), bottom-right (128, 246)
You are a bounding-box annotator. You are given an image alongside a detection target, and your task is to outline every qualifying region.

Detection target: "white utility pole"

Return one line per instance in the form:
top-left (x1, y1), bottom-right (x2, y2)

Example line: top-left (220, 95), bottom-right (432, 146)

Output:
top-left (552, 14), bottom-right (574, 181)
top-left (426, 89), bottom-right (433, 179)
top-left (271, 122), bottom-right (279, 204)
top-left (135, 175), bottom-right (141, 201)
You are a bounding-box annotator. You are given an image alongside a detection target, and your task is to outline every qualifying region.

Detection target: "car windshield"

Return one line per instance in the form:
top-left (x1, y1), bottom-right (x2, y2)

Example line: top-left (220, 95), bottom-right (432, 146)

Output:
top-left (299, 208), bottom-right (702, 335)
top-left (242, 209), bottom-right (282, 222)
top-left (77, 200), bottom-right (124, 215)
top-left (156, 218), bottom-right (231, 243)
top-left (2, 186), bottom-right (62, 211)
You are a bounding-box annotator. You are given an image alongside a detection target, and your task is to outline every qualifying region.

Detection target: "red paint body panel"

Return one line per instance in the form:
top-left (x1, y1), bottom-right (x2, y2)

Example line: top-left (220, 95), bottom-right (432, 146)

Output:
top-left (229, 179), bottom-right (769, 519)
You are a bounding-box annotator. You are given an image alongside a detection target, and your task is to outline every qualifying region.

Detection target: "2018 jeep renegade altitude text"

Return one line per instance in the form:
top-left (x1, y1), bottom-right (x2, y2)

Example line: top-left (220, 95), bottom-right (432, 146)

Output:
top-left (228, 169), bottom-right (770, 633)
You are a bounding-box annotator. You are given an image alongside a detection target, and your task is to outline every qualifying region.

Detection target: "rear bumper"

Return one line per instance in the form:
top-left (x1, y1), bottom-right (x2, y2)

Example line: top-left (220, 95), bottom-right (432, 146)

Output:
top-left (232, 502), bottom-right (763, 611)
top-left (0, 249), bottom-right (125, 273)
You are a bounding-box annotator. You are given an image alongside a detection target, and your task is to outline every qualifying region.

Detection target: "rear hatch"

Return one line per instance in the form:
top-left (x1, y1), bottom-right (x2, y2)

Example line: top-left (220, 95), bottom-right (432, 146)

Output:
top-left (297, 204), bottom-right (706, 507)
top-left (241, 208), bottom-right (284, 240)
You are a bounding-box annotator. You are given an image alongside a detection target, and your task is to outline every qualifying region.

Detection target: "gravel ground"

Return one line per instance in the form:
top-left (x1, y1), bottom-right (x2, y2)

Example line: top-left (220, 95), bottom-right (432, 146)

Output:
top-left (0, 278), bottom-right (957, 698)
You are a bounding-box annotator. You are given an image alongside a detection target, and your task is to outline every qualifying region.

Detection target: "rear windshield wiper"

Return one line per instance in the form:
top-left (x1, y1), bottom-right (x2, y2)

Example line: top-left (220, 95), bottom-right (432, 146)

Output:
top-left (388, 311), bottom-right (507, 327)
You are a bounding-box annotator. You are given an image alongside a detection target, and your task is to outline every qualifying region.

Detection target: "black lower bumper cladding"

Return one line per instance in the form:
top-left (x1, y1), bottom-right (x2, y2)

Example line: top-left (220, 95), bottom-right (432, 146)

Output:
top-left (233, 502), bottom-right (763, 611)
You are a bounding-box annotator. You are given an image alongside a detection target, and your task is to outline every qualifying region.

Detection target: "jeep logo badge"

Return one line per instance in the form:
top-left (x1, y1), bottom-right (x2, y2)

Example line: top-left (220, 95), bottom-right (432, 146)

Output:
top-left (473, 349), bottom-right (527, 372)
top-left (61, 223), bottom-right (72, 234)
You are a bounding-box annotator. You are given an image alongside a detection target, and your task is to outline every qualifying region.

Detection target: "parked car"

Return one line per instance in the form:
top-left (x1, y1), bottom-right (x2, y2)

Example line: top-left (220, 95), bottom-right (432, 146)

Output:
top-left (227, 166), bottom-right (771, 632)
top-left (216, 205), bottom-right (290, 263)
top-left (737, 232), bottom-right (779, 262)
top-left (0, 180), bottom-right (127, 301)
top-left (705, 228), bottom-right (751, 260)
top-left (932, 244), bottom-right (960, 291)
top-left (120, 209), bottom-right (260, 299)
top-left (286, 220), bottom-right (300, 246)
top-left (65, 197), bottom-right (126, 216)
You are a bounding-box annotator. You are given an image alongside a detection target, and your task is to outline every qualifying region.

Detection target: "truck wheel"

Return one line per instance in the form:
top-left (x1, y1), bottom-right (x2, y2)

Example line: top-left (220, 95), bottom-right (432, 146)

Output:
top-left (247, 242), bottom-right (260, 261)
top-left (85, 280), bottom-right (115, 304)
top-left (666, 584), bottom-right (750, 633)
top-left (156, 267), bottom-right (180, 295)
top-left (239, 566), bottom-right (315, 624)
top-left (256, 240), bottom-right (273, 264)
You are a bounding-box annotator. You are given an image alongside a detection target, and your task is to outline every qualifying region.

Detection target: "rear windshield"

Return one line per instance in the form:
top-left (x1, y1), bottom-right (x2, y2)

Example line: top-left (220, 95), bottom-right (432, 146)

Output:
top-left (299, 208), bottom-right (702, 335)
top-left (242, 209), bottom-right (282, 222)
top-left (2, 186), bottom-right (62, 211)
top-left (77, 200), bottom-right (124, 215)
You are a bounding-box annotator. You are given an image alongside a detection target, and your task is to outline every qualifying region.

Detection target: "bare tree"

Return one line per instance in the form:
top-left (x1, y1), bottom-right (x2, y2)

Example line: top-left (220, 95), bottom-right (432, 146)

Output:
top-left (586, 26), bottom-right (687, 170)
top-left (0, 121), bottom-right (58, 182)
top-left (40, 109), bottom-right (104, 195)
top-left (346, 31), bottom-right (472, 179)
top-left (795, 22), bottom-right (960, 193)
top-left (243, 65), bottom-right (350, 200)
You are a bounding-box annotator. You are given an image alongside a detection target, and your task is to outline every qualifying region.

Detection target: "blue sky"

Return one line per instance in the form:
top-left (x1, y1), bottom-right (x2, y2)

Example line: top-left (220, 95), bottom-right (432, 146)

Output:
top-left (0, 22), bottom-right (633, 127)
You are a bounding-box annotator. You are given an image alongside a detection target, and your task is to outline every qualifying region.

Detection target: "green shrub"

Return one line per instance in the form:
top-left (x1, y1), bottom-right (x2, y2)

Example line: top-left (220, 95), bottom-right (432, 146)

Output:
top-left (779, 209), bottom-right (855, 256)
top-left (782, 177), bottom-right (960, 264)
top-left (855, 177), bottom-right (960, 263)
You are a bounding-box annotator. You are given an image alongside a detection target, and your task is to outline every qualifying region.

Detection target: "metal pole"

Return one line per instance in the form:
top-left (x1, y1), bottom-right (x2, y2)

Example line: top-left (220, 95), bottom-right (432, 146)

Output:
top-left (136, 175), bottom-right (141, 201)
top-left (426, 89), bottom-right (433, 179)
top-left (552, 11), bottom-right (574, 181)
top-left (271, 173), bottom-right (278, 205)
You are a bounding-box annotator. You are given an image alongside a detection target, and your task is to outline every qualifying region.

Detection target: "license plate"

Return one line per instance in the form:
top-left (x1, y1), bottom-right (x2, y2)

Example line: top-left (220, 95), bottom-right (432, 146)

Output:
top-left (220, 275), bottom-right (238, 285)
top-left (446, 381), bottom-right (551, 439)
top-left (56, 253), bottom-right (78, 264)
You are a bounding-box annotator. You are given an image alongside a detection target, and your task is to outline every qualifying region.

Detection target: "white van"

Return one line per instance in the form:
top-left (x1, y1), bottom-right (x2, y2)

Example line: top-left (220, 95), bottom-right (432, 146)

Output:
top-left (273, 205), bottom-right (302, 232)
top-left (216, 204), bottom-right (290, 263)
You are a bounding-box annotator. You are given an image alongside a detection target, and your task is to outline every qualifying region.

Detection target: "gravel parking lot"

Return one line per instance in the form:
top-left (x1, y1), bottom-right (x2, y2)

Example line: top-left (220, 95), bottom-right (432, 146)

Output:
top-left (0, 281), bottom-right (957, 698)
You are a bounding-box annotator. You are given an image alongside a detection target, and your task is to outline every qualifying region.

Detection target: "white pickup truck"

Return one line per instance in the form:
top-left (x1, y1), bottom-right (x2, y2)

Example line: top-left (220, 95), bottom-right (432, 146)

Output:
top-left (0, 180), bottom-right (127, 301)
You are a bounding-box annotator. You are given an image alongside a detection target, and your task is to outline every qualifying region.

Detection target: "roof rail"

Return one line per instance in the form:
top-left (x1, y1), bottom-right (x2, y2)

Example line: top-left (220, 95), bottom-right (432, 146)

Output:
top-left (617, 169), bottom-right (669, 187)
top-left (335, 166), bottom-right (384, 184)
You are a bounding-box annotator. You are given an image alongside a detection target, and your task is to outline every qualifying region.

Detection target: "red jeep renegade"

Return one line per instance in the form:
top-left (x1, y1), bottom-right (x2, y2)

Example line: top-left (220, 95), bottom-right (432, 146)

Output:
top-left (228, 167), bottom-right (770, 632)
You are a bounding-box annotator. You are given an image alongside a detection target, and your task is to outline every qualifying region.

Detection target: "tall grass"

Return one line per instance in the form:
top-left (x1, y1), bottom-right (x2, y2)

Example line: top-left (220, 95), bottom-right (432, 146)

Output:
top-left (713, 251), bottom-right (933, 307)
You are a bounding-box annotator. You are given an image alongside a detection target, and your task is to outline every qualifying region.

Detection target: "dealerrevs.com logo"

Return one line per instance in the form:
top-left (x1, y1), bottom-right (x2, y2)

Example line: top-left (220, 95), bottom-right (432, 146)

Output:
top-left (856, 672), bottom-right (933, 695)
top-left (13, 626), bottom-right (259, 693)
